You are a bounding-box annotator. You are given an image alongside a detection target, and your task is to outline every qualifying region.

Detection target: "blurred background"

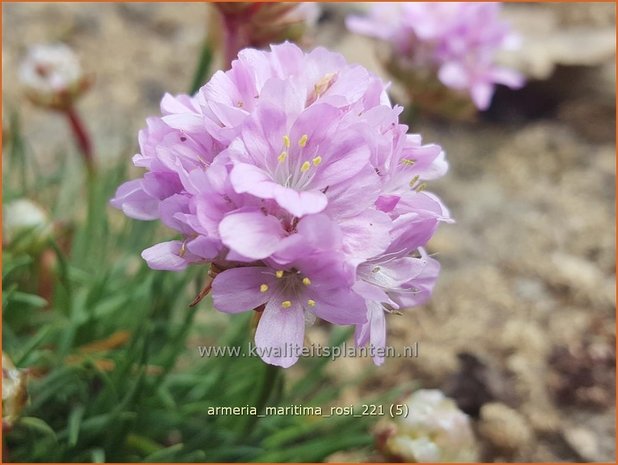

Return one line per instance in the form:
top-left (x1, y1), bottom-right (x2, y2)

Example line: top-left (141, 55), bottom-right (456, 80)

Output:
top-left (2, 2), bottom-right (615, 463)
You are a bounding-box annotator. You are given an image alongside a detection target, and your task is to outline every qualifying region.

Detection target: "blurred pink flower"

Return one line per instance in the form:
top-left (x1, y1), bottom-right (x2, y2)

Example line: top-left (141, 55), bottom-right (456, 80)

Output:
top-left (347, 2), bottom-right (524, 110)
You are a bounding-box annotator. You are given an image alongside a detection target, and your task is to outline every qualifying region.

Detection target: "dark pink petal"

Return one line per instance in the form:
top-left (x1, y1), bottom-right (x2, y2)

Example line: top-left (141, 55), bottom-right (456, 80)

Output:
top-left (376, 195), bottom-right (401, 213)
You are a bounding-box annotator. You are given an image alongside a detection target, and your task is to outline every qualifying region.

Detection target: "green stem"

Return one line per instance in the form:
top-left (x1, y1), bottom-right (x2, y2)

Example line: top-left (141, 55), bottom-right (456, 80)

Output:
top-left (241, 362), bottom-right (281, 436)
top-left (189, 39), bottom-right (213, 94)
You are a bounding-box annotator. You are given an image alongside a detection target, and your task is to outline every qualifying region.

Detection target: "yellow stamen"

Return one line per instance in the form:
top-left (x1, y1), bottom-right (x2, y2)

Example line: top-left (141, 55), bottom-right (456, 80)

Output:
top-left (278, 151), bottom-right (288, 163)
top-left (307, 299), bottom-right (316, 307)
top-left (281, 300), bottom-right (292, 309)
top-left (415, 182), bottom-right (427, 193)
top-left (299, 134), bottom-right (308, 147)
top-left (283, 135), bottom-right (291, 148)
top-left (312, 156), bottom-right (322, 167)
top-left (313, 73), bottom-right (336, 98)
top-left (300, 161), bottom-right (311, 172)
top-left (400, 158), bottom-right (416, 166)
top-left (259, 284), bottom-right (269, 293)
top-left (409, 175), bottom-right (420, 188)
top-left (275, 270), bottom-right (284, 278)
top-left (179, 241), bottom-right (187, 258)
top-left (302, 277), bottom-right (311, 286)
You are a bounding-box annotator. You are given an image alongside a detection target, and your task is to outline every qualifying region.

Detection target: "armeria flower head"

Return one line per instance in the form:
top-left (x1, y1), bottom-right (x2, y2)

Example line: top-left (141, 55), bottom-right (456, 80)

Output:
top-left (19, 43), bottom-right (91, 110)
top-left (111, 42), bottom-right (451, 367)
top-left (347, 2), bottom-right (524, 116)
top-left (375, 389), bottom-right (479, 462)
top-left (2, 354), bottom-right (29, 429)
top-left (3, 199), bottom-right (53, 255)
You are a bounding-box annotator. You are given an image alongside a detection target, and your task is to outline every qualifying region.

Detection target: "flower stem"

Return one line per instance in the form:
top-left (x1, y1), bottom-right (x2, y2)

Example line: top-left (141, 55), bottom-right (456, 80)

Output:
top-left (222, 17), bottom-right (243, 69)
top-left (189, 39), bottom-right (214, 94)
top-left (189, 263), bottom-right (222, 307)
top-left (64, 105), bottom-right (95, 176)
top-left (242, 362), bottom-right (281, 436)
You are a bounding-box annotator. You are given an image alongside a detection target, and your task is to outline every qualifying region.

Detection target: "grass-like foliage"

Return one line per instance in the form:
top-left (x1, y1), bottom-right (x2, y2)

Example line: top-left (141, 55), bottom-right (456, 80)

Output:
top-left (2, 111), bottom-right (406, 462)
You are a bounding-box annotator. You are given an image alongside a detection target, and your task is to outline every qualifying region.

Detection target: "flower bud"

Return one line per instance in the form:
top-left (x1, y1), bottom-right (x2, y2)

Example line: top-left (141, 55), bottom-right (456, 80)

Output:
top-left (2, 354), bottom-right (28, 428)
top-left (375, 389), bottom-right (479, 462)
top-left (3, 199), bottom-right (53, 255)
top-left (213, 3), bottom-right (319, 65)
top-left (19, 43), bottom-right (91, 110)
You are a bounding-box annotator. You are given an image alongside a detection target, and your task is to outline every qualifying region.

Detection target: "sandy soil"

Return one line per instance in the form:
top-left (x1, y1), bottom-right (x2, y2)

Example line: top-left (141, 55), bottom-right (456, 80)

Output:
top-left (2, 2), bottom-right (615, 462)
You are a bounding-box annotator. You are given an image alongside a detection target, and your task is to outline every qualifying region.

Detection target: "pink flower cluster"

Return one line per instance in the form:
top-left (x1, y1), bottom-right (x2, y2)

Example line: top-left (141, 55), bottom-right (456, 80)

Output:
top-left (111, 43), bottom-right (451, 367)
top-left (346, 2), bottom-right (524, 110)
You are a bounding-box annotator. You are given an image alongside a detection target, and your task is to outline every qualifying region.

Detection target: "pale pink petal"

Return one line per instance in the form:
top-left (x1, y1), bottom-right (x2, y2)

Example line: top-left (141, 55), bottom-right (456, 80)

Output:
top-left (110, 180), bottom-right (159, 221)
top-left (141, 241), bottom-right (192, 271)
top-left (219, 209), bottom-right (286, 260)
top-left (255, 299), bottom-right (305, 368)
top-left (273, 187), bottom-right (328, 217)
top-left (368, 301), bottom-right (386, 365)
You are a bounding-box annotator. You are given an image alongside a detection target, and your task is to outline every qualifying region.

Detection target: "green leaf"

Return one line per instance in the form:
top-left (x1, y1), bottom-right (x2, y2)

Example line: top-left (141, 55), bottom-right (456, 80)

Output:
top-left (19, 416), bottom-right (59, 444)
top-left (143, 443), bottom-right (184, 462)
top-left (68, 404), bottom-right (86, 446)
top-left (11, 291), bottom-right (49, 309)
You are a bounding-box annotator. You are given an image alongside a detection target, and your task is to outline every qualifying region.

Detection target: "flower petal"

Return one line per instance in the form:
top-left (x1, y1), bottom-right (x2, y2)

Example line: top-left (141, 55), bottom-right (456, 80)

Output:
top-left (110, 180), bottom-right (159, 220)
top-left (368, 301), bottom-right (386, 365)
top-left (211, 267), bottom-right (274, 313)
top-left (273, 187), bottom-right (328, 217)
top-left (255, 299), bottom-right (305, 368)
top-left (219, 209), bottom-right (286, 260)
top-left (141, 241), bottom-right (192, 271)
top-left (309, 286), bottom-right (367, 325)
top-left (229, 163), bottom-right (278, 199)
top-left (186, 236), bottom-right (220, 260)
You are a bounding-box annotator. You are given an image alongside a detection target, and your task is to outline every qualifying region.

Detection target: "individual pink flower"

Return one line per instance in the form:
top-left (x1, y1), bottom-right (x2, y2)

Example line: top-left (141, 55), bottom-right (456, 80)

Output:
top-left (213, 229), bottom-right (365, 367)
top-left (111, 43), bottom-right (450, 367)
top-left (354, 190), bottom-right (451, 365)
top-left (347, 2), bottom-right (524, 112)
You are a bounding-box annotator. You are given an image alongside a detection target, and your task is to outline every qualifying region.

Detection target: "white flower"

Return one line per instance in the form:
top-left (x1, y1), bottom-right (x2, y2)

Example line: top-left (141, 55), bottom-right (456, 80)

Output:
top-left (3, 199), bottom-right (52, 254)
top-left (2, 354), bottom-right (28, 427)
top-left (377, 389), bottom-right (479, 462)
top-left (19, 43), bottom-right (89, 108)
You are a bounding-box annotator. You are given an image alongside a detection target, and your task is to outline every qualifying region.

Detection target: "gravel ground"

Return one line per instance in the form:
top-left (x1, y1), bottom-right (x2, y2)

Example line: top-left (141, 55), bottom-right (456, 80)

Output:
top-left (3, 2), bottom-right (615, 462)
